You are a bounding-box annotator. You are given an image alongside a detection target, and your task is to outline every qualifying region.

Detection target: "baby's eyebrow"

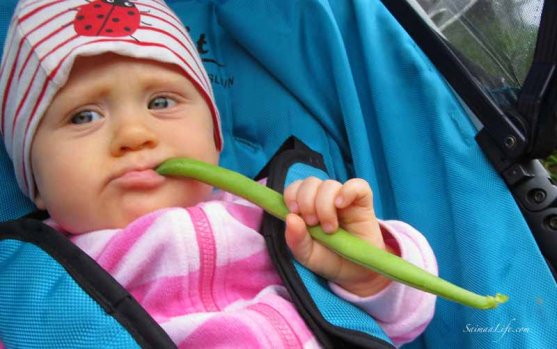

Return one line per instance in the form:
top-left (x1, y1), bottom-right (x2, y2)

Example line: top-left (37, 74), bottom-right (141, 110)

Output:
top-left (56, 82), bottom-right (110, 102)
top-left (142, 75), bottom-right (195, 91)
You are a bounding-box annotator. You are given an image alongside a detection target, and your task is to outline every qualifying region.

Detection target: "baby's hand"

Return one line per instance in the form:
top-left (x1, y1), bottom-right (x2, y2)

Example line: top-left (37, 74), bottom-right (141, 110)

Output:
top-left (283, 177), bottom-right (392, 297)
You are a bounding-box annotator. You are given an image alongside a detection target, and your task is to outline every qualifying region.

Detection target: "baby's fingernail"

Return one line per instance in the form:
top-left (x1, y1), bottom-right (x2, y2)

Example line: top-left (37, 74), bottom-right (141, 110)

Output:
top-left (305, 215), bottom-right (318, 226)
top-left (287, 202), bottom-right (299, 213)
top-left (322, 223), bottom-right (335, 233)
top-left (335, 197), bottom-right (344, 207)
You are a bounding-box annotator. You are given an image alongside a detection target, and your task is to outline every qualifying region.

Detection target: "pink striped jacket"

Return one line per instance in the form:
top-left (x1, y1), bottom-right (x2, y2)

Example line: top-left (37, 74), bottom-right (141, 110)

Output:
top-left (41, 191), bottom-right (437, 348)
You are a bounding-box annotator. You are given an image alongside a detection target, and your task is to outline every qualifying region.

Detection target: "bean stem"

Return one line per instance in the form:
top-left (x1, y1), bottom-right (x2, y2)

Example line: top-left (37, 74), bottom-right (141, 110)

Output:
top-left (156, 158), bottom-right (508, 309)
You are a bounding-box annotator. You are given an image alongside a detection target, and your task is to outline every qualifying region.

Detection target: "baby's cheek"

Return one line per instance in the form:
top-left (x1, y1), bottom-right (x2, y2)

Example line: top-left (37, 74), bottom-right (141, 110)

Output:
top-left (170, 178), bottom-right (213, 206)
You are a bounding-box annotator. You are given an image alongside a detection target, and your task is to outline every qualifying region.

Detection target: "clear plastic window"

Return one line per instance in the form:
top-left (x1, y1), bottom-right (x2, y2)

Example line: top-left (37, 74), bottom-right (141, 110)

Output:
top-left (409, 0), bottom-right (542, 109)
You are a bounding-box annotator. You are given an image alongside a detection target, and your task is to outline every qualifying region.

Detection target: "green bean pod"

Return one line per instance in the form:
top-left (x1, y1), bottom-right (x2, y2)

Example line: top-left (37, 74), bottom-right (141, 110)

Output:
top-left (156, 157), bottom-right (508, 309)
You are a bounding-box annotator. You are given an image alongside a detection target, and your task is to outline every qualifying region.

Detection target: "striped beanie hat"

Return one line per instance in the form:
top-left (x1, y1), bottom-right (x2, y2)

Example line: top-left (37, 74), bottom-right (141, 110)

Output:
top-left (0, 0), bottom-right (222, 199)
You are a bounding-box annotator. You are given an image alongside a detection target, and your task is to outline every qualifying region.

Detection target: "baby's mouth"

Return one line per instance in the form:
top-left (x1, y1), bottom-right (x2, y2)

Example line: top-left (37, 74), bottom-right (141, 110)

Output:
top-left (111, 168), bottom-right (166, 190)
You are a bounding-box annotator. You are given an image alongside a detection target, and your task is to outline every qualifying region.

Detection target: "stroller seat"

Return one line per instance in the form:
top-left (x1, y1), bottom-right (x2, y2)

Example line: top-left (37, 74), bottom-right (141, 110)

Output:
top-left (1, 1), bottom-right (555, 348)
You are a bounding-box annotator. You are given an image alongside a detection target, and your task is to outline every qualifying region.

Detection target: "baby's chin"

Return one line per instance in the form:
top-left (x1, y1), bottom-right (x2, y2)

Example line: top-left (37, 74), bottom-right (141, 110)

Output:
top-left (74, 202), bottom-right (201, 233)
top-left (60, 210), bottom-right (161, 234)
top-left (57, 185), bottom-right (214, 233)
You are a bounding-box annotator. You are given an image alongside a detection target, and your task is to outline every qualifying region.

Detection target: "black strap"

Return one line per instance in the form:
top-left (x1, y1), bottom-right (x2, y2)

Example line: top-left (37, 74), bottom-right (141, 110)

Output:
top-left (382, 0), bottom-right (557, 281)
top-left (517, 0), bottom-right (557, 159)
top-left (380, 0), bottom-right (528, 162)
top-left (258, 136), bottom-right (394, 349)
top-left (0, 219), bottom-right (176, 349)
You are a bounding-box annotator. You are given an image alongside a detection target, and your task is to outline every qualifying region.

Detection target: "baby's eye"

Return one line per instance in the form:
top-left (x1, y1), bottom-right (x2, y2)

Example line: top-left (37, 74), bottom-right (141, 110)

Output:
top-left (148, 96), bottom-right (177, 110)
top-left (70, 110), bottom-right (103, 124)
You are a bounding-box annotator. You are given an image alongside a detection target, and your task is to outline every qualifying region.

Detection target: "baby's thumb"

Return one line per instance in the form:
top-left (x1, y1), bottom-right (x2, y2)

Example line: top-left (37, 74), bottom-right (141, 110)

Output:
top-left (285, 213), bottom-right (314, 266)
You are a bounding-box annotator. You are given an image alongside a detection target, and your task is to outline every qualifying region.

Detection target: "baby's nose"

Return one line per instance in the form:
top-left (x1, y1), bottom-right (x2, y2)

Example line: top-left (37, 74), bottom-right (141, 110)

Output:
top-left (110, 121), bottom-right (159, 156)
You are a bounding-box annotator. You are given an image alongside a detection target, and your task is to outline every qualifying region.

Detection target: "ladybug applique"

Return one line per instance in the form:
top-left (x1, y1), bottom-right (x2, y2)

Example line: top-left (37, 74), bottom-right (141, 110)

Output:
top-left (74, 0), bottom-right (140, 37)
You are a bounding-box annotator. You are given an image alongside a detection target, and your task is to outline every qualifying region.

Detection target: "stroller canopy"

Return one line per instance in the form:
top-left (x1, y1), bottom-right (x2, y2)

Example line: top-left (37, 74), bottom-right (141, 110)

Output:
top-left (1, 0), bottom-right (555, 348)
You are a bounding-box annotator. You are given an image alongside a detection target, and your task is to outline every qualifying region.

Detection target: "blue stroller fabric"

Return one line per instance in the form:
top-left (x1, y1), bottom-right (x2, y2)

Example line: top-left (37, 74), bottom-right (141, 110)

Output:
top-left (1, 219), bottom-right (175, 348)
top-left (1, 0), bottom-right (556, 348)
top-left (259, 138), bottom-right (394, 347)
top-left (1, 241), bottom-right (141, 348)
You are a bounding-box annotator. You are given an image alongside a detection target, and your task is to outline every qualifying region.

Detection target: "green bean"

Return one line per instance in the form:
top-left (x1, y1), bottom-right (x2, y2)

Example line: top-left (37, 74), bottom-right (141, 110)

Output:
top-left (156, 157), bottom-right (508, 309)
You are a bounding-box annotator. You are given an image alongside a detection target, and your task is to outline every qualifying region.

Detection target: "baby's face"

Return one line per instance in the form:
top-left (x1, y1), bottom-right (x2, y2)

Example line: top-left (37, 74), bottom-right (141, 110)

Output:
top-left (31, 53), bottom-right (219, 233)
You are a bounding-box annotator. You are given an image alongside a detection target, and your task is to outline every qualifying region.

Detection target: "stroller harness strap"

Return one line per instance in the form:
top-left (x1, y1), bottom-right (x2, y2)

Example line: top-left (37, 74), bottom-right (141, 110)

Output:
top-left (0, 138), bottom-right (395, 349)
top-left (0, 219), bottom-right (176, 348)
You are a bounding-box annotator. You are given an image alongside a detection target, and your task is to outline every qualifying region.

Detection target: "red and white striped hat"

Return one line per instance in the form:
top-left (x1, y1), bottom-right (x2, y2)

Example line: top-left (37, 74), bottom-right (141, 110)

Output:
top-left (0, 0), bottom-right (222, 199)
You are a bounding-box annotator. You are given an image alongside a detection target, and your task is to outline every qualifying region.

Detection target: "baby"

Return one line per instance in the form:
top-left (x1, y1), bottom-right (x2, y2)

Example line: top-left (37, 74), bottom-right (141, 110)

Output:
top-left (0, 0), bottom-right (437, 348)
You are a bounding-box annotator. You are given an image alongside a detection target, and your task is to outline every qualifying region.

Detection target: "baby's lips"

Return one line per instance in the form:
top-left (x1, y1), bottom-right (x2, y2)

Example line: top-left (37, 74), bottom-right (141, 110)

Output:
top-left (111, 169), bottom-right (166, 190)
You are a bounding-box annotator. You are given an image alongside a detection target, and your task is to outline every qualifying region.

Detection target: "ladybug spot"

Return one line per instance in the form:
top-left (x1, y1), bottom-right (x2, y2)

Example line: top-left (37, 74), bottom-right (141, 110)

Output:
top-left (124, 27), bottom-right (131, 32)
top-left (84, 25), bottom-right (92, 31)
top-left (128, 11), bottom-right (135, 16)
top-left (76, 15), bottom-right (84, 21)
top-left (97, 14), bottom-right (105, 19)
top-left (93, 4), bottom-right (101, 8)
top-left (112, 18), bottom-right (120, 23)
top-left (106, 29), bottom-right (113, 33)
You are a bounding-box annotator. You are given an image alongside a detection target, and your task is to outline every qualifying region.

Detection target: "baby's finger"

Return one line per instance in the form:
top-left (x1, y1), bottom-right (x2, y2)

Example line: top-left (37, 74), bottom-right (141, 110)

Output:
top-left (336, 178), bottom-right (373, 209)
top-left (314, 180), bottom-right (343, 233)
top-left (285, 213), bottom-right (345, 281)
top-left (284, 180), bottom-right (303, 213)
top-left (295, 177), bottom-right (322, 226)
top-left (284, 213), bottom-right (314, 265)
